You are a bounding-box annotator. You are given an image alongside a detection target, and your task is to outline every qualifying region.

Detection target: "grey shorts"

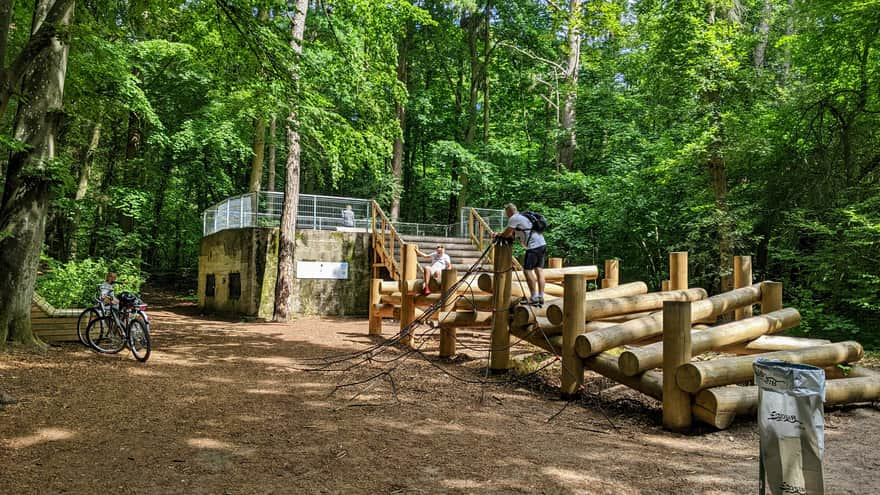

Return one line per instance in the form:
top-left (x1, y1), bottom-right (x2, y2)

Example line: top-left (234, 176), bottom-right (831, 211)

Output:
top-left (524, 245), bottom-right (547, 270)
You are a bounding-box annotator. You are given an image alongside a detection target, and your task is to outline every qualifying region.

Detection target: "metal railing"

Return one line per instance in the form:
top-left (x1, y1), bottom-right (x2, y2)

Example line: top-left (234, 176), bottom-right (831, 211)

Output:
top-left (202, 192), bottom-right (373, 236)
top-left (203, 192), bottom-right (500, 239)
top-left (466, 207), bottom-right (522, 271)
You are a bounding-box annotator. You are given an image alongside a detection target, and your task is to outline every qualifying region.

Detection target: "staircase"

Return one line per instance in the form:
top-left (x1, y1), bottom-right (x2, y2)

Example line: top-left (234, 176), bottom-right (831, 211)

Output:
top-left (400, 234), bottom-right (490, 273)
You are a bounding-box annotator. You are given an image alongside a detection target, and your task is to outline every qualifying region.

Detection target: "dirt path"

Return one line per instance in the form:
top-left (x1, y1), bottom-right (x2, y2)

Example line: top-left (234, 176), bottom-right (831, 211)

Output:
top-left (2, 302), bottom-right (879, 494)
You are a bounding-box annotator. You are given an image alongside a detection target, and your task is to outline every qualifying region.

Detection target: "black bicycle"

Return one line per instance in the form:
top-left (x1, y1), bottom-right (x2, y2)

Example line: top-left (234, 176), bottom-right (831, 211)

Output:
top-left (76, 293), bottom-right (116, 347)
top-left (85, 292), bottom-right (151, 362)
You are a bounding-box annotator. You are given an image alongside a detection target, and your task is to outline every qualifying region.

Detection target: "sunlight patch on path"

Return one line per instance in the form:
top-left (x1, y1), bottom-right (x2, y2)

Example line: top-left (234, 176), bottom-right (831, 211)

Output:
top-left (5, 427), bottom-right (76, 448)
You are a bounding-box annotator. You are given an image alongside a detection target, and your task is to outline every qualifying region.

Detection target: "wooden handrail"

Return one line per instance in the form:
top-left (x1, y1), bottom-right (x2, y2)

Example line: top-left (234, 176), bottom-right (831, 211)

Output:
top-left (371, 200), bottom-right (405, 280)
top-left (467, 208), bottom-right (523, 271)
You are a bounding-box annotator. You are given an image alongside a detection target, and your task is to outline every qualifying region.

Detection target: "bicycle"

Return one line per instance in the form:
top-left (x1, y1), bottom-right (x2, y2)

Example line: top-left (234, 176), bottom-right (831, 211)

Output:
top-left (76, 295), bottom-right (110, 347)
top-left (85, 292), bottom-right (151, 362)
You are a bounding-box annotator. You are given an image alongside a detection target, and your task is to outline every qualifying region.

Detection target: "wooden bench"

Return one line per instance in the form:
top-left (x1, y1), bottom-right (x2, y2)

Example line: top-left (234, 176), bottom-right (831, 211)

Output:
top-left (31, 294), bottom-right (82, 343)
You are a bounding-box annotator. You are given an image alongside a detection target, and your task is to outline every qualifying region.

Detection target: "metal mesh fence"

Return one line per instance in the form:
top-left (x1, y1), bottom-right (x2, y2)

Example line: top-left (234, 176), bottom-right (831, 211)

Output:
top-left (202, 192), bottom-right (372, 236)
top-left (202, 193), bottom-right (505, 238)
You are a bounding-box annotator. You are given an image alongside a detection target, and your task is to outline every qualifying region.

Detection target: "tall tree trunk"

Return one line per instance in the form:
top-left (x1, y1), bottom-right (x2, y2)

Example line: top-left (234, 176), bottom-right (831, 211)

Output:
top-left (0, 0), bottom-right (75, 346)
top-left (248, 117), bottom-right (266, 192)
top-left (752, 1), bottom-right (772, 68)
top-left (482, 0), bottom-right (491, 143)
top-left (273, 0), bottom-right (308, 322)
top-left (558, 0), bottom-right (581, 170)
top-left (390, 30), bottom-right (408, 222)
top-left (69, 121), bottom-right (101, 259)
top-left (267, 116), bottom-right (276, 192)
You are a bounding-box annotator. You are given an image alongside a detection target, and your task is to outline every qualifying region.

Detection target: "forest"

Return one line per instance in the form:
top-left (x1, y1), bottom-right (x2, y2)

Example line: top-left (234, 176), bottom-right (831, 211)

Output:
top-left (0, 0), bottom-right (878, 348)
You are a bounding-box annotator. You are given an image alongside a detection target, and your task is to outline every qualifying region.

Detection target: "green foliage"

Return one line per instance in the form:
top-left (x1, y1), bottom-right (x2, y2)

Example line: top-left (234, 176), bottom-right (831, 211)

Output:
top-left (36, 255), bottom-right (145, 308)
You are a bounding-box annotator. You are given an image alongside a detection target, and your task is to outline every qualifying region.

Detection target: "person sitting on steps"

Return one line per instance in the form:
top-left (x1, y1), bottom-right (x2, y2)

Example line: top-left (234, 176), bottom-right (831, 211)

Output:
top-left (415, 245), bottom-right (451, 295)
top-left (497, 203), bottom-right (547, 306)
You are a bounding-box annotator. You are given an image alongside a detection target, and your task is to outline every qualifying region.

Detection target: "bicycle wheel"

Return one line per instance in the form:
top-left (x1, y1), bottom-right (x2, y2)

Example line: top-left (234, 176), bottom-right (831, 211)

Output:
top-left (127, 318), bottom-right (151, 362)
top-left (86, 316), bottom-right (127, 354)
top-left (76, 308), bottom-right (101, 347)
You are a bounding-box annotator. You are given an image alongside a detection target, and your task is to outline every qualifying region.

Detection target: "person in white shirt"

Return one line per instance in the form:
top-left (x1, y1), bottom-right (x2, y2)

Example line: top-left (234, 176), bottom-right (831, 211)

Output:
top-left (99, 272), bottom-right (119, 307)
top-left (415, 245), bottom-right (452, 295)
top-left (497, 203), bottom-right (546, 305)
top-left (341, 205), bottom-right (355, 227)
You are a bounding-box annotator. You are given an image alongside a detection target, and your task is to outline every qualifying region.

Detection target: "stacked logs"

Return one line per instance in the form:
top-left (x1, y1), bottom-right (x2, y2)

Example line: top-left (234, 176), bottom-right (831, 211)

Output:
top-left (369, 247), bottom-right (879, 431)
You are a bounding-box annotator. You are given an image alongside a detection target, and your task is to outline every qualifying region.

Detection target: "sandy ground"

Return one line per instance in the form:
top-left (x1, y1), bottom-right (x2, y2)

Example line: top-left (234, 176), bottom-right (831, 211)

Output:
top-left (1, 299), bottom-right (879, 495)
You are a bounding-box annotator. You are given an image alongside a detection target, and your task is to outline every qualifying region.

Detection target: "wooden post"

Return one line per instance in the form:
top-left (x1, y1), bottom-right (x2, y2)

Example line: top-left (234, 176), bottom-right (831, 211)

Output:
top-left (490, 241), bottom-right (512, 373)
top-left (562, 274), bottom-right (586, 397)
top-left (601, 259), bottom-right (619, 289)
top-left (661, 280), bottom-right (670, 291)
top-left (369, 278), bottom-right (383, 335)
top-left (399, 244), bottom-right (418, 347)
top-left (669, 252), bottom-right (688, 290)
top-left (549, 257), bottom-right (563, 269)
top-left (761, 280), bottom-right (783, 314)
top-left (733, 256), bottom-right (753, 320)
top-left (662, 300), bottom-right (693, 432)
top-left (439, 268), bottom-right (458, 358)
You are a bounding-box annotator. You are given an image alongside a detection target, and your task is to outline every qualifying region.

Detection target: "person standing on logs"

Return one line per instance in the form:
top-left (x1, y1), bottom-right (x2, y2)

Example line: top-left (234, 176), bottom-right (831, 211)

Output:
top-left (497, 203), bottom-right (546, 305)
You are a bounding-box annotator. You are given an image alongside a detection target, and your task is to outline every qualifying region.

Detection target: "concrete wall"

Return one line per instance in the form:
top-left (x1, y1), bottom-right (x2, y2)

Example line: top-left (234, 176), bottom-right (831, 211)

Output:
top-left (198, 228), bottom-right (371, 318)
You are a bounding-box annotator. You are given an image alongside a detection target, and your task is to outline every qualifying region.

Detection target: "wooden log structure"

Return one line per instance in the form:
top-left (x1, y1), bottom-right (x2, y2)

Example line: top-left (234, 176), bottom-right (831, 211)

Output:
top-left (478, 274), bottom-right (565, 298)
top-left (721, 335), bottom-right (831, 355)
top-left (694, 366), bottom-right (880, 429)
top-left (438, 311), bottom-right (493, 328)
top-left (601, 259), bottom-right (619, 289)
top-left (561, 274), bottom-right (586, 396)
top-left (535, 282), bottom-right (650, 325)
top-left (439, 269), bottom-right (458, 357)
top-left (372, 303), bottom-right (395, 319)
top-left (31, 294), bottom-right (81, 343)
top-left (380, 273), bottom-right (484, 295)
top-left (669, 252), bottom-right (688, 290)
top-left (509, 322), bottom-right (563, 354)
top-left (583, 353), bottom-right (664, 401)
top-left (676, 341), bottom-right (864, 393)
top-left (618, 308), bottom-right (801, 376)
top-left (399, 244), bottom-right (418, 347)
top-left (733, 256), bottom-right (753, 320)
top-left (549, 257), bottom-right (563, 269)
top-left (545, 288), bottom-right (707, 326)
top-left (490, 242), bottom-right (513, 373)
top-left (369, 279), bottom-right (383, 335)
top-left (761, 281), bottom-right (782, 313)
top-left (662, 300), bottom-right (693, 431)
top-left (575, 283), bottom-right (764, 358)
top-left (477, 266), bottom-right (599, 293)
top-left (382, 293), bottom-right (519, 312)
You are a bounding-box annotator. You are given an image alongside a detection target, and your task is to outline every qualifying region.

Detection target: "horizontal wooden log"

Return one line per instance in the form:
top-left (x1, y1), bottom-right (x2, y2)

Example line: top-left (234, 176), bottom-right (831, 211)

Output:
top-left (380, 274), bottom-right (484, 295)
top-left (438, 311), bottom-right (493, 328)
top-left (544, 282), bottom-right (652, 324)
top-left (511, 297), bottom-right (561, 324)
top-left (583, 353), bottom-right (664, 401)
top-left (575, 283), bottom-right (763, 358)
top-left (618, 308), bottom-right (801, 376)
top-left (477, 273), bottom-right (566, 298)
top-left (382, 293), bottom-right (517, 312)
top-left (720, 335), bottom-right (831, 355)
top-left (546, 289), bottom-right (707, 326)
top-left (594, 310), bottom-right (660, 323)
top-left (509, 322), bottom-right (563, 354)
top-left (695, 371), bottom-right (880, 429)
top-left (372, 303), bottom-right (395, 318)
top-left (676, 341), bottom-right (864, 393)
top-left (484, 266), bottom-right (599, 284)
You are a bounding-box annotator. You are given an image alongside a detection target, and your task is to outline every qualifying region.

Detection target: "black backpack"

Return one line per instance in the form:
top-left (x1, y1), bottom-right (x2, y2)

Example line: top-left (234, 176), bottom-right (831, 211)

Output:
top-left (521, 211), bottom-right (548, 233)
